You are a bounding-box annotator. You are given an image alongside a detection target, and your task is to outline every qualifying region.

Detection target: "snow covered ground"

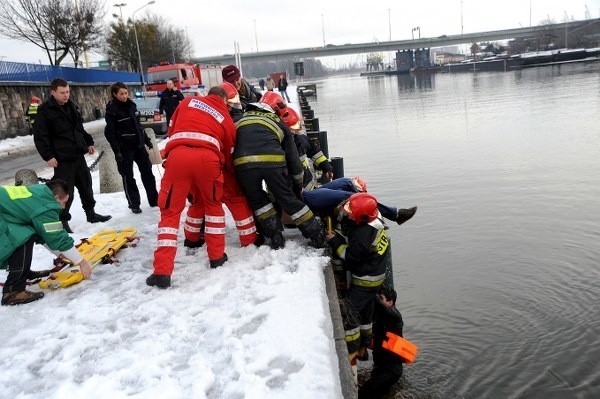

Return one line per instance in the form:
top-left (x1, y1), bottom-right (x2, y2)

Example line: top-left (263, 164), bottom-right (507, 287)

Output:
top-left (0, 88), bottom-right (344, 398)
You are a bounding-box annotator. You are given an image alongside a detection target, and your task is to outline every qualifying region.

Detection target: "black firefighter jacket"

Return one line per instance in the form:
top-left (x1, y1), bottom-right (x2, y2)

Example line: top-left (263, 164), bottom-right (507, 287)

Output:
top-left (233, 108), bottom-right (304, 187)
top-left (34, 97), bottom-right (93, 162)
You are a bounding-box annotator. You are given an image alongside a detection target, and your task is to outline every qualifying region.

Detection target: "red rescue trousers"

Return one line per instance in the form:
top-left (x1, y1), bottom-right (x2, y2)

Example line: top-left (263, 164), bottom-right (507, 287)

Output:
top-left (153, 146), bottom-right (225, 275)
top-left (184, 169), bottom-right (257, 247)
top-left (223, 169), bottom-right (257, 246)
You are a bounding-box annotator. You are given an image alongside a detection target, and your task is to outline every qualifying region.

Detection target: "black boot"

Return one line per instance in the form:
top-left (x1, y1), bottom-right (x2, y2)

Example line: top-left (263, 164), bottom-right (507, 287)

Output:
top-left (146, 274), bottom-right (171, 288)
top-left (209, 253), bottom-right (228, 269)
top-left (184, 238), bottom-right (205, 248)
top-left (270, 232), bottom-right (285, 250)
top-left (1, 290), bottom-right (44, 306)
top-left (86, 212), bottom-right (112, 223)
top-left (396, 206), bottom-right (417, 226)
top-left (253, 233), bottom-right (266, 248)
top-left (27, 270), bottom-right (52, 280)
top-left (131, 207), bottom-right (142, 214)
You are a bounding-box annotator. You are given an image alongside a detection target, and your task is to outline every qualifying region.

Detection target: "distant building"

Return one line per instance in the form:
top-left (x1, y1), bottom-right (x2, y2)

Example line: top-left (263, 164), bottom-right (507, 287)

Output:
top-left (434, 52), bottom-right (467, 65)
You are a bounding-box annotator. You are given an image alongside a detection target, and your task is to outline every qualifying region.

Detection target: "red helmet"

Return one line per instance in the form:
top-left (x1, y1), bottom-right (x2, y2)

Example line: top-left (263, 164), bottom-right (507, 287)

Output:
top-left (259, 91), bottom-right (287, 116)
top-left (31, 96), bottom-right (40, 104)
top-left (281, 108), bottom-right (301, 131)
top-left (218, 82), bottom-right (240, 105)
top-left (352, 176), bottom-right (367, 192)
top-left (342, 193), bottom-right (379, 224)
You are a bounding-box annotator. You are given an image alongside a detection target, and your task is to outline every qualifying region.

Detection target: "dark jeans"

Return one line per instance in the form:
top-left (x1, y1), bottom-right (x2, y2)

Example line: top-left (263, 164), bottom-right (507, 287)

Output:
top-left (53, 156), bottom-right (96, 221)
top-left (3, 236), bottom-right (36, 293)
top-left (117, 146), bottom-right (158, 208)
top-left (302, 177), bottom-right (398, 220)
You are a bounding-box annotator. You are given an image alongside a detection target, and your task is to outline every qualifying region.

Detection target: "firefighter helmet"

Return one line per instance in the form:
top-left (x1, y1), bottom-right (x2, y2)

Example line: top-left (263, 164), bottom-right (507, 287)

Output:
top-left (342, 193), bottom-right (379, 224)
top-left (218, 82), bottom-right (240, 105)
top-left (352, 176), bottom-right (367, 192)
top-left (259, 91), bottom-right (287, 116)
top-left (281, 107), bottom-right (301, 131)
top-left (31, 96), bottom-right (40, 104)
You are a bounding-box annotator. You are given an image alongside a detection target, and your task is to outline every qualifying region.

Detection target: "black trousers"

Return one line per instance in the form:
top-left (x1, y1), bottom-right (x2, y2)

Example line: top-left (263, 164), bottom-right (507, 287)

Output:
top-left (53, 156), bottom-right (95, 221)
top-left (235, 166), bottom-right (321, 239)
top-left (117, 146), bottom-right (158, 208)
top-left (3, 236), bottom-right (36, 293)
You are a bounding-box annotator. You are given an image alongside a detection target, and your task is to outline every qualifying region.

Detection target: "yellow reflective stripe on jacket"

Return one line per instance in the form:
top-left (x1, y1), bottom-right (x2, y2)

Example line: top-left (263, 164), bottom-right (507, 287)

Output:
top-left (2, 186), bottom-right (32, 200)
top-left (233, 154), bottom-right (286, 166)
top-left (237, 118), bottom-right (284, 143)
top-left (336, 244), bottom-right (347, 259)
top-left (371, 228), bottom-right (389, 255)
top-left (351, 273), bottom-right (386, 288)
top-left (43, 221), bottom-right (64, 233)
top-left (312, 151), bottom-right (328, 166)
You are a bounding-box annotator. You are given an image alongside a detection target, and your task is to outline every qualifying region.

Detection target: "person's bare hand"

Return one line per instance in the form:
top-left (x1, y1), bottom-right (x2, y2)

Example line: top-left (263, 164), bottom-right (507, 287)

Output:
top-left (88, 146), bottom-right (95, 155)
top-left (78, 259), bottom-right (92, 279)
top-left (47, 158), bottom-right (58, 168)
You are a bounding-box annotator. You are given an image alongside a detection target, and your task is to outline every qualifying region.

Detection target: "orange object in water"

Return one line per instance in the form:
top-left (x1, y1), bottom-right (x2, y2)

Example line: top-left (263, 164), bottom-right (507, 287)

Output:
top-left (381, 332), bottom-right (418, 364)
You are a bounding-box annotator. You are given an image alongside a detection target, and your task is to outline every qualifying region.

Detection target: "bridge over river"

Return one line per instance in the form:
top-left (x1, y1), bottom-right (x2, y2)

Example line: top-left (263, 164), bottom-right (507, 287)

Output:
top-left (192, 18), bottom-right (600, 64)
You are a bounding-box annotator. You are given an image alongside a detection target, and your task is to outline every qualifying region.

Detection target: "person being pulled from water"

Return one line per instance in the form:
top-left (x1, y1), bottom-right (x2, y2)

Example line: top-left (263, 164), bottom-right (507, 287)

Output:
top-left (104, 82), bottom-right (158, 214)
top-left (358, 286), bottom-right (405, 399)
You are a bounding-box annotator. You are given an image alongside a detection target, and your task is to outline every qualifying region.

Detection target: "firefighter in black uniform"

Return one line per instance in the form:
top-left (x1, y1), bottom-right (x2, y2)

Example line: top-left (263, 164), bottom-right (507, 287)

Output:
top-left (280, 106), bottom-right (333, 190)
top-left (233, 94), bottom-right (325, 250)
top-left (359, 286), bottom-right (405, 398)
top-left (33, 77), bottom-right (111, 233)
top-left (326, 192), bottom-right (389, 374)
top-left (104, 82), bottom-right (158, 214)
top-left (159, 79), bottom-right (184, 127)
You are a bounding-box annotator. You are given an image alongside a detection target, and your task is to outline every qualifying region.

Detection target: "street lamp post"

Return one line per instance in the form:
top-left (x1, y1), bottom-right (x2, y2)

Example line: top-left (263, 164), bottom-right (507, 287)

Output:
top-left (132, 0), bottom-right (155, 89)
top-left (113, 3), bottom-right (126, 23)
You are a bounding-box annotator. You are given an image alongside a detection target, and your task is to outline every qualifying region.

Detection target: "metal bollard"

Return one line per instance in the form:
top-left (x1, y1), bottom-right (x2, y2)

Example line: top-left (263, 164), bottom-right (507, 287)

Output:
top-left (331, 156), bottom-right (344, 179)
top-left (98, 142), bottom-right (124, 193)
top-left (145, 128), bottom-right (162, 165)
top-left (305, 118), bottom-right (320, 132)
top-left (302, 109), bottom-right (315, 119)
top-left (307, 130), bottom-right (329, 159)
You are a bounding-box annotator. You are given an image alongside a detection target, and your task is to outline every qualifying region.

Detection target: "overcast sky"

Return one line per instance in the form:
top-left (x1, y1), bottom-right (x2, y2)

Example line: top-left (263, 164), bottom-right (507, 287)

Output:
top-left (0, 0), bottom-right (598, 65)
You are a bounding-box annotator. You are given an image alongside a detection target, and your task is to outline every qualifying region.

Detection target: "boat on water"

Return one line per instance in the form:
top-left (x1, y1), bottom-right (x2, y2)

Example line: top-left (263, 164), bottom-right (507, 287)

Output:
top-left (442, 48), bottom-right (600, 73)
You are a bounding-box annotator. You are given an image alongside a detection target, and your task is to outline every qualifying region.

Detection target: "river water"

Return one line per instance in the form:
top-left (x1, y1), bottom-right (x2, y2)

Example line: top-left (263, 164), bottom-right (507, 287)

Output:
top-left (309, 62), bottom-right (600, 398)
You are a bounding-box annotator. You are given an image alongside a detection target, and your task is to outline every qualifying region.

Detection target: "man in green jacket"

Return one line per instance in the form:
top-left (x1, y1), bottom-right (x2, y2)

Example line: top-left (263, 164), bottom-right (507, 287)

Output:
top-left (1, 180), bottom-right (92, 306)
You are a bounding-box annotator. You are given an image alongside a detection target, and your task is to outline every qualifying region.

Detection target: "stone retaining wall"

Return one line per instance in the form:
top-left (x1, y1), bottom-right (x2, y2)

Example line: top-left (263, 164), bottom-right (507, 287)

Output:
top-left (0, 83), bottom-right (142, 139)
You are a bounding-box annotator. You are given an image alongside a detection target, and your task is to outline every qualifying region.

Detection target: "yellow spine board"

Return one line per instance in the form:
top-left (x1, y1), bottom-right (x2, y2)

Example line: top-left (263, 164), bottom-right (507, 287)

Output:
top-left (39, 228), bottom-right (137, 289)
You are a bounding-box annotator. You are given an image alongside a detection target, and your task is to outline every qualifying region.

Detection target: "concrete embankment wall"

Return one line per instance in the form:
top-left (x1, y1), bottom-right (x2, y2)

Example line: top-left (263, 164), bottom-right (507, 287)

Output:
top-left (0, 82), bottom-right (142, 139)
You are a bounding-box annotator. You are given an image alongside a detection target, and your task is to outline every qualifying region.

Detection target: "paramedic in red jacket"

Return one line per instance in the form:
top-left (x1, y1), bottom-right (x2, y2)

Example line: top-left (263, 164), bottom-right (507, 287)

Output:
top-left (147, 86), bottom-right (234, 289)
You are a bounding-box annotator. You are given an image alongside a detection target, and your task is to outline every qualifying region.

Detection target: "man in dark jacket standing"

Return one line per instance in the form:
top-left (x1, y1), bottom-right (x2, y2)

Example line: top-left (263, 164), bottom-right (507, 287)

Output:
top-left (33, 78), bottom-right (111, 233)
top-left (159, 79), bottom-right (184, 127)
top-left (104, 82), bottom-right (158, 214)
top-left (277, 74), bottom-right (291, 102)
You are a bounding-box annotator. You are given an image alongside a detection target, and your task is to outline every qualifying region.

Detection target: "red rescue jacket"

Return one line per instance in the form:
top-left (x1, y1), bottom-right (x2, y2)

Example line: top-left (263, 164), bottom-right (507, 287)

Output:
top-left (164, 95), bottom-right (236, 166)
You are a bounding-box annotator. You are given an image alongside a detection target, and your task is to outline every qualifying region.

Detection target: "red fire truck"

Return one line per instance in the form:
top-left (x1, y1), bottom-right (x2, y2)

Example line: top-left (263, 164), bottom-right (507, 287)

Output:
top-left (146, 62), bottom-right (223, 91)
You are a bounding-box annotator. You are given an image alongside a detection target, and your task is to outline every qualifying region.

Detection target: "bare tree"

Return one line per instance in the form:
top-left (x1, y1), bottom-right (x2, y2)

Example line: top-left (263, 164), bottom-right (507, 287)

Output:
top-left (0, 0), bottom-right (105, 66)
top-left (105, 13), bottom-right (192, 71)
